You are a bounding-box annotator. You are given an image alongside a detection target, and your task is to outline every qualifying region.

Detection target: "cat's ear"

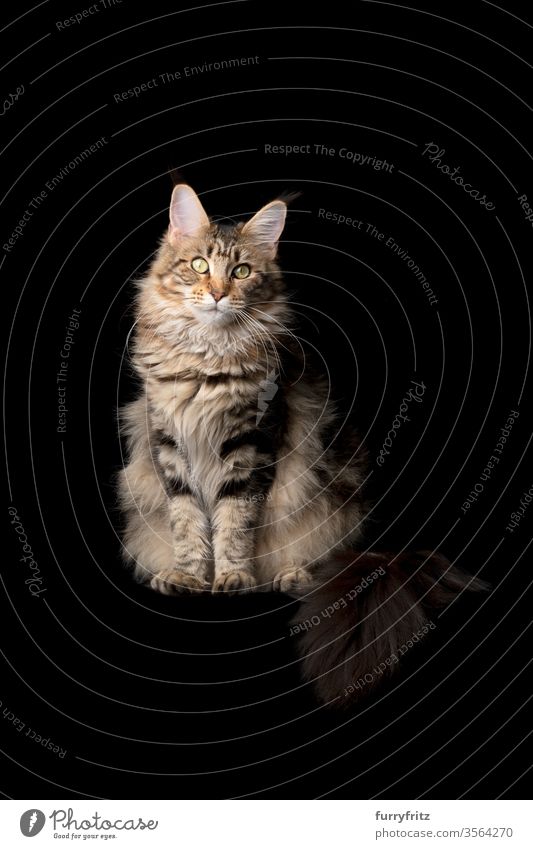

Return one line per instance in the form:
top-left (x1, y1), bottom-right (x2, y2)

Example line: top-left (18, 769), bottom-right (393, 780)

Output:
top-left (242, 200), bottom-right (287, 257)
top-left (169, 184), bottom-right (210, 241)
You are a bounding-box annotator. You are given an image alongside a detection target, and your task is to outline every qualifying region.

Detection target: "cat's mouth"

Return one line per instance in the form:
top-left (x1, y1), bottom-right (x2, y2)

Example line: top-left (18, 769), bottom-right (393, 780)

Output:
top-left (191, 302), bottom-right (236, 324)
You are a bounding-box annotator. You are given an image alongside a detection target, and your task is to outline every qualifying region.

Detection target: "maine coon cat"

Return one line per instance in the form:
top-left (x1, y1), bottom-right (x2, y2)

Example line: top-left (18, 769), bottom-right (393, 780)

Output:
top-left (118, 184), bottom-right (483, 703)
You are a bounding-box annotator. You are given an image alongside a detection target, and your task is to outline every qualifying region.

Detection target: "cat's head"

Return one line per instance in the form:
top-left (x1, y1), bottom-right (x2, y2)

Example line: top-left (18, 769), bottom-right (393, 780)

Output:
top-left (152, 184), bottom-right (289, 331)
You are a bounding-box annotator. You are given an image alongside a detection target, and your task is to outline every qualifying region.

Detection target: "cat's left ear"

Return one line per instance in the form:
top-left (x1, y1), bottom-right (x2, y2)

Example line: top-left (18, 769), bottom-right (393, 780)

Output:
top-left (169, 184), bottom-right (210, 241)
top-left (242, 200), bottom-right (287, 257)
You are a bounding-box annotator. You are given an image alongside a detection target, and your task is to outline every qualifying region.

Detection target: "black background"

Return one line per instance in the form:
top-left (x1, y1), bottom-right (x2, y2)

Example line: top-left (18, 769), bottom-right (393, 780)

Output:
top-left (2, 0), bottom-right (532, 799)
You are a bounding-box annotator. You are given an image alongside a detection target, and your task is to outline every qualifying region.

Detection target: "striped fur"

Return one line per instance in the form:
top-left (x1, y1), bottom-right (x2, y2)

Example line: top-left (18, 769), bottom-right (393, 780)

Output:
top-left (118, 185), bottom-right (365, 595)
top-left (118, 185), bottom-right (484, 703)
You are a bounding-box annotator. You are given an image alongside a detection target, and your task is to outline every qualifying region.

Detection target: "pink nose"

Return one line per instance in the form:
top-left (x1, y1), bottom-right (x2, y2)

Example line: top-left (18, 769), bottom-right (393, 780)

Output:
top-left (211, 290), bottom-right (224, 302)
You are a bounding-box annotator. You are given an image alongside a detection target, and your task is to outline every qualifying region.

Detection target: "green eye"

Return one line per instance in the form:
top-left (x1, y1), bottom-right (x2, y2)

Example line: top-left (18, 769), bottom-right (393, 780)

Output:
top-left (233, 264), bottom-right (251, 279)
top-left (191, 257), bottom-right (209, 274)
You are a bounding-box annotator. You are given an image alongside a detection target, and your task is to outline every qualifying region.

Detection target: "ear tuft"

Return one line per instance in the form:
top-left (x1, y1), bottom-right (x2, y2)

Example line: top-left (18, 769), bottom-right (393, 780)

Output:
top-left (242, 200), bottom-right (287, 255)
top-left (169, 184), bottom-right (210, 239)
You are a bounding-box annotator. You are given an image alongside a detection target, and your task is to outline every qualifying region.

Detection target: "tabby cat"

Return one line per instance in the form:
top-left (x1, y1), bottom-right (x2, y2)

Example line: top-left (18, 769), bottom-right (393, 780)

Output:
top-left (118, 184), bottom-right (483, 703)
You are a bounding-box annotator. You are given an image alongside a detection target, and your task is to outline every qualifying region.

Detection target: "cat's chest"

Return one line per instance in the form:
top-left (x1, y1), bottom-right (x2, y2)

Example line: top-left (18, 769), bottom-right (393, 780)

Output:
top-left (149, 375), bottom-right (259, 449)
top-left (149, 375), bottom-right (261, 504)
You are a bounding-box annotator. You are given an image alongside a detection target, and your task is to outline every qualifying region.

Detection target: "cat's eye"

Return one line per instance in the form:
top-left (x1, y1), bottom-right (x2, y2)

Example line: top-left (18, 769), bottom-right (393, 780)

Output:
top-left (191, 257), bottom-right (209, 274)
top-left (232, 264), bottom-right (251, 279)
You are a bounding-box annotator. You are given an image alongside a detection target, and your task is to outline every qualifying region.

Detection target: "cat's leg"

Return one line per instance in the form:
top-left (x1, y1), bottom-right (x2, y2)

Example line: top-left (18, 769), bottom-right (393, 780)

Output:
top-left (149, 492), bottom-right (211, 594)
top-left (119, 453), bottom-right (175, 578)
top-left (211, 494), bottom-right (259, 594)
top-left (258, 485), bottom-right (365, 595)
top-left (255, 458), bottom-right (327, 594)
top-left (272, 565), bottom-right (317, 594)
top-left (152, 434), bottom-right (211, 594)
top-left (119, 399), bottom-right (207, 592)
top-left (119, 457), bottom-right (210, 594)
top-left (269, 501), bottom-right (364, 595)
top-left (122, 500), bottom-right (175, 583)
top-left (212, 435), bottom-right (275, 594)
top-left (270, 516), bottom-right (327, 595)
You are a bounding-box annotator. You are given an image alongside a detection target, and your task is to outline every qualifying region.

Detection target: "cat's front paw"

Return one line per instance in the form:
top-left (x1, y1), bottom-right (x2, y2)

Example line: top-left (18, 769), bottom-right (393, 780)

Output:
top-left (273, 567), bottom-right (315, 595)
top-left (212, 570), bottom-right (257, 595)
top-left (150, 568), bottom-right (208, 595)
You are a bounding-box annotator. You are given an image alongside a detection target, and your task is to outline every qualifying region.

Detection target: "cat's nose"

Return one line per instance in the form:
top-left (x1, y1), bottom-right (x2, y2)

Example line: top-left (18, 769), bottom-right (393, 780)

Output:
top-left (210, 290), bottom-right (225, 302)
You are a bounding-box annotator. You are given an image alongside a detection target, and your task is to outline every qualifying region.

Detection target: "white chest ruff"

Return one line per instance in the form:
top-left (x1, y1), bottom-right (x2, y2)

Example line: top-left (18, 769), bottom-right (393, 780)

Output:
top-left (151, 378), bottom-right (253, 507)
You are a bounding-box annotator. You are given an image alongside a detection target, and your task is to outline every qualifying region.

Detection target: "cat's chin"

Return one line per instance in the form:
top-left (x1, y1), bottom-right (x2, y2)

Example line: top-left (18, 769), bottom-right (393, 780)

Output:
top-left (190, 306), bottom-right (236, 327)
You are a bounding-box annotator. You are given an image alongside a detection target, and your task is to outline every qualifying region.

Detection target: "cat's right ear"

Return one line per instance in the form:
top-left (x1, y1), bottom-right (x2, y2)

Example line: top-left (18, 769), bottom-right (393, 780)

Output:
top-left (242, 199), bottom-right (287, 257)
top-left (169, 184), bottom-right (209, 242)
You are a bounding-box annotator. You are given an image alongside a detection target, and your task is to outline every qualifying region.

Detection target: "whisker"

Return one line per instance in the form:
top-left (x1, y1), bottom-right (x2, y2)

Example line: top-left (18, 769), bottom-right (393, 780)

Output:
top-left (246, 307), bottom-right (308, 379)
top-left (235, 311), bottom-right (282, 378)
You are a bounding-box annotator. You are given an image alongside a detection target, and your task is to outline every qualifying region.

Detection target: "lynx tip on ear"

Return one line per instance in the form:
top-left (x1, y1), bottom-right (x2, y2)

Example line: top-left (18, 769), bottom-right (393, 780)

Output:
top-left (169, 184), bottom-right (210, 239)
top-left (242, 199), bottom-right (287, 256)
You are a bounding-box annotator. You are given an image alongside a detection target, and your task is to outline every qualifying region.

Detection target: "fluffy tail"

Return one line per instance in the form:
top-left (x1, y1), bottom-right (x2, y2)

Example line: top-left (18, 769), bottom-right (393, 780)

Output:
top-left (292, 551), bottom-right (488, 706)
